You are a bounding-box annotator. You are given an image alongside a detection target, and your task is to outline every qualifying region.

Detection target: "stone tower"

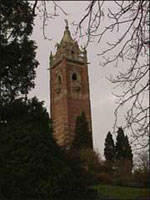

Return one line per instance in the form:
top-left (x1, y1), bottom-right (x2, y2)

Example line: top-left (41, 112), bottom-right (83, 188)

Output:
top-left (50, 22), bottom-right (92, 149)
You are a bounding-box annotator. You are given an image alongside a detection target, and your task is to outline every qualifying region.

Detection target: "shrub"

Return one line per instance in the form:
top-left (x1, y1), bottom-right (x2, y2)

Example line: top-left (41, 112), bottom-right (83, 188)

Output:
top-left (97, 172), bottom-right (113, 184)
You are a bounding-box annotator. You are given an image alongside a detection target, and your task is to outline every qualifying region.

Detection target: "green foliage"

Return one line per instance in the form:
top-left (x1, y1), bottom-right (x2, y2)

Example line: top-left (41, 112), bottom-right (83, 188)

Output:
top-left (80, 149), bottom-right (102, 185)
top-left (116, 127), bottom-right (126, 161)
top-left (104, 131), bottom-right (115, 164)
top-left (67, 148), bottom-right (102, 186)
top-left (92, 184), bottom-right (150, 200)
top-left (133, 168), bottom-right (150, 187)
top-left (0, 98), bottom-right (84, 199)
top-left (116, 128), bottom-right (133, 161)
top-left (71, 112), bottom-right (92, 150)
top-left (0, 1), bottom-right (93, 198)
top-left (0, 0), bottom-right (38, 103)
top-left (115, 127), bottom-right (133, 175)
top-left (97, 172), bottom-right (113, 184)
top-left (80, 149), bottom-right (101, 174)
top-left (1, 0), bottom-right (33, 37)
top-left (104, 128), bottom-right (133, 177)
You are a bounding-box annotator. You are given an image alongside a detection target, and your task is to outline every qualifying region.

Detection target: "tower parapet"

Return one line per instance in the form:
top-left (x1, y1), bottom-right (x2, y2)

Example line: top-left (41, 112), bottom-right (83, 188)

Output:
top-left (50, 22), bottom-right (92, 148)
top-left (50, 24), bottom-right (87, 68)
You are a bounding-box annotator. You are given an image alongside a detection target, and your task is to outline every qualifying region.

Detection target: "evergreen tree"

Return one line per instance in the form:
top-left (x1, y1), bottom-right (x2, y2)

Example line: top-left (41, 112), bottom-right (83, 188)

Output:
top-left (124, 135), bottom-right (133, 161)
top-left (116, 127), bottom-right (126, 161)
top-left (0, 1), bottom-right (96, 199)
top-left (0, 0), bottom-right (38, 103)
top-left (0, 98), bottom-right (85, 199)
top-left (71, 112), bottom-right (92, 150)
top-left (115, 127), bottom-right (133, 174)
top-left (104, 132), bottom-right (116, 164)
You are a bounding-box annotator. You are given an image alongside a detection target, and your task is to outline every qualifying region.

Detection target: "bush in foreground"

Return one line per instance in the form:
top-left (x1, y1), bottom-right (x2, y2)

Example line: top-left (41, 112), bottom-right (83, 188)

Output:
top-left (0, 98), bottom-right (88, 199)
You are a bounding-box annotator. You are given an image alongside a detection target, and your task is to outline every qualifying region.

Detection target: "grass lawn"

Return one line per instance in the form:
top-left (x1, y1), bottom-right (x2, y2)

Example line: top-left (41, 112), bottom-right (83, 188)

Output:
top-left (92, 184), bottom-right (150, 199)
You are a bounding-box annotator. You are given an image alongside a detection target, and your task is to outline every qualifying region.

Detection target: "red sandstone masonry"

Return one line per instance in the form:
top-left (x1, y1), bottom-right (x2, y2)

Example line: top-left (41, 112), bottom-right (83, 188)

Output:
top-left (50, 57), bottom-right (92, 148)
top-left (50, 26), bottom-right (92, 148)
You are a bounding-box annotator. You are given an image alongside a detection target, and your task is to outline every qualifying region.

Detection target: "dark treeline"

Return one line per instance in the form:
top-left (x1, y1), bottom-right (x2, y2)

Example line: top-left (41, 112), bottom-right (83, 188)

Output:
top-left (0, 1), bottom-right (97, 199)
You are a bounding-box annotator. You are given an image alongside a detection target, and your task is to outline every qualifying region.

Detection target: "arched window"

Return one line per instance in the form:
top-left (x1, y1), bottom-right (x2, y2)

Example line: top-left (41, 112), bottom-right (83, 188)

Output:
top-left (71, 50), bottom-right (74, 55)
top-left (57, 75), bottom-right (61, 84)
top-left (71, 50), bottom-right (75, 59)
top-left (72, 73), bottom-right (77, 81)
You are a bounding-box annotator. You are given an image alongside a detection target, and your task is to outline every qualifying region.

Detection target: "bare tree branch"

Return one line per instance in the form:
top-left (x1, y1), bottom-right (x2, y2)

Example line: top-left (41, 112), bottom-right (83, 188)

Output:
top-left (75, 0), bottom-right (149, 149)
top-left (29, 0), bottom-right (68, 40)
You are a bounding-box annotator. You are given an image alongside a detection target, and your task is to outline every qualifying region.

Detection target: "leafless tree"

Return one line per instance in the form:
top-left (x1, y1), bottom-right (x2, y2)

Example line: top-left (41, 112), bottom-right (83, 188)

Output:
top-left (74, 1), bottom-right (149, 150)
top-left (136, 150), bottom-right (149, 172)
top-left (29, 0), bottom-right (68, 40)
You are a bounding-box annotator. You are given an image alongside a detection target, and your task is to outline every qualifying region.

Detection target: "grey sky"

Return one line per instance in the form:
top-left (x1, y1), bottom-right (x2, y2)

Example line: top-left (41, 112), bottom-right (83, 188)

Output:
top-left (30, 1), bottom-right (126, 156)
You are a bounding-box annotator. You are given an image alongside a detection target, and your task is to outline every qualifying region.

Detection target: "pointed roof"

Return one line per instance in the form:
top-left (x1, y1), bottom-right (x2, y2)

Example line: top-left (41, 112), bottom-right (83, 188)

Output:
top-left (60, 24), bottom-right (74, 44)
top-left (50, 21), bottom-right (87, 67)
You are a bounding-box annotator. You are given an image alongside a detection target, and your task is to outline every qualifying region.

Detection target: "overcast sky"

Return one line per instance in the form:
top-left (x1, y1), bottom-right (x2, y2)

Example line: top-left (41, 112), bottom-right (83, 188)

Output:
top-left (29, 1), bottom-right (126, 156)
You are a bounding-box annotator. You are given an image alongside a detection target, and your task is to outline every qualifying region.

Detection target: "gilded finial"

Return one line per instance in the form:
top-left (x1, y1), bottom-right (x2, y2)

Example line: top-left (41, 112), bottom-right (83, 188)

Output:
top-left (64, 19), bottom-right (69, 29)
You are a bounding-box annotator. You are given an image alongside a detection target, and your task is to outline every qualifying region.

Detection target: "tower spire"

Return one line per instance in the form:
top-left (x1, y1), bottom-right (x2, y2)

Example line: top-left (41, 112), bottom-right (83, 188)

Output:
top-left (61, 19), bottom-right (73, 44)
top-left (64, 19), bottom-right (69, 29)
top-left (51, 20), bottom-right (87, 67)
top-left (50, 23), bottom-right (92, 149)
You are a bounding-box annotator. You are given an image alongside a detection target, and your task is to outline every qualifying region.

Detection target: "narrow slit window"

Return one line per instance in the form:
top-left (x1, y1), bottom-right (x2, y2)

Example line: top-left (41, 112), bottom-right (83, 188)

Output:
top-left (72, 73), bottom-right (77, 81)
top-left (58, 75), bottom-right (61, 84)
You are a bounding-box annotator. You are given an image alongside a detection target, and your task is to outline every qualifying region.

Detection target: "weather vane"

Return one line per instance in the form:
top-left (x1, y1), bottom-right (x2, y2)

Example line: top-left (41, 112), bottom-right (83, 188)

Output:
top-left (64, 19), bottom-right (68, 28)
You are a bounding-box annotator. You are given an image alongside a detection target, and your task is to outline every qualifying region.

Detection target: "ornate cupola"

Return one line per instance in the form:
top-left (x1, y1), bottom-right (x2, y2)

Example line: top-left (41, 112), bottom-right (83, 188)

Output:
top-left (50, 21), bottom-right (87, 67)
top-left (50, 21), bottom-right (92, 149)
